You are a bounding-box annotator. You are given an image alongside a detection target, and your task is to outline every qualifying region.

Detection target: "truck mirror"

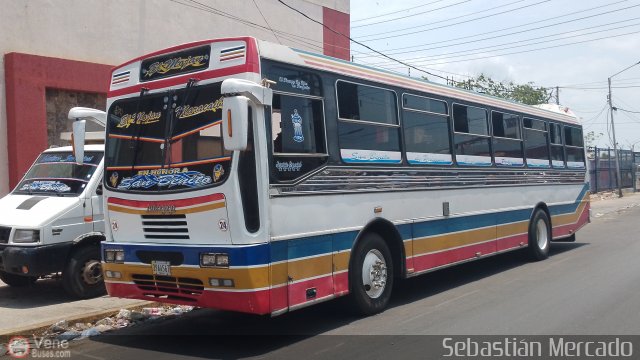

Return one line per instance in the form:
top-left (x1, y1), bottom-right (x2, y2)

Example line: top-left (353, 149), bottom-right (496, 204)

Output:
top-left (96, 183), bottom-right (103, 196)
top-left (222, 96), bottom-right (249, 151)
top-left (72, 120), bottom-right (86, 165)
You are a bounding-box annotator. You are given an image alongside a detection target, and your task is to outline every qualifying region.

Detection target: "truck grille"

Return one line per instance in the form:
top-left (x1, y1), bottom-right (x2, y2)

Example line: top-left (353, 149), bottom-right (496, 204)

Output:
top-left (0, 226), bottom-right (11, 244)
top-left (141, 214), bottom-right (189, 240)
top-left (132, 274), bottom-right (203, 302)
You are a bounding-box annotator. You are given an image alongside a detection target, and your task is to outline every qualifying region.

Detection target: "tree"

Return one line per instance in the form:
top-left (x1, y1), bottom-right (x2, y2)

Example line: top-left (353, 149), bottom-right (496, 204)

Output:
top-left (448, 73), bottom-right (552, 105)
top-left (584, 131), bottom-right (603, 148)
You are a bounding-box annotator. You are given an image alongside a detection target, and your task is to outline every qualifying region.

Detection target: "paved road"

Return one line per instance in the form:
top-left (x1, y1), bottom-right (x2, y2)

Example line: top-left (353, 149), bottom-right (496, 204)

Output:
top-left (57, 200), bottom-right (640, 359)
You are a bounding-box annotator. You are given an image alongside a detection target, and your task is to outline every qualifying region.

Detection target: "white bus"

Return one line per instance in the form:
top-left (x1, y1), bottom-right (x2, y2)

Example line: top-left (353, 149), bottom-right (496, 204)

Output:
top-left (73, 37), bottom-right (589, 316)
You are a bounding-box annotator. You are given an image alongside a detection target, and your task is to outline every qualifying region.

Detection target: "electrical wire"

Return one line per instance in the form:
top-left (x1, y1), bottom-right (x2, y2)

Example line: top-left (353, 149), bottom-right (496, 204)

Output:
top-left (351, 0), bottom-right (448, 23)
top-left (352, 0), bottom-right (472, 28)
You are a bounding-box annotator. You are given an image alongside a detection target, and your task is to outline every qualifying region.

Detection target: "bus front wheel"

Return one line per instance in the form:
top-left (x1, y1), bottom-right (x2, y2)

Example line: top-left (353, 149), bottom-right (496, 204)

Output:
top-left (528, 209), bottom-right (551, 261)
top-left (350, 233), bottom-right (394, 315)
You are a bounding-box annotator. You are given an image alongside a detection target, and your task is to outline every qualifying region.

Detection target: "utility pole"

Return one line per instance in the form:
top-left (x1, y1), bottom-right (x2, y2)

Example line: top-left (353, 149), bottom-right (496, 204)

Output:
top-left (607, 60), bottom-right (640, 197)
top-left (556, 86), bottom-right (560, 105)
top-left (608, 77), bottom-right (623, 198)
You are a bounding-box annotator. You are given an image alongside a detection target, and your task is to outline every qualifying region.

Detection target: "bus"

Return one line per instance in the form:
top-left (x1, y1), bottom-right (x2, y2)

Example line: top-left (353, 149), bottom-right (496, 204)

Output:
top-left (73, 37), bottom-right (589, 316)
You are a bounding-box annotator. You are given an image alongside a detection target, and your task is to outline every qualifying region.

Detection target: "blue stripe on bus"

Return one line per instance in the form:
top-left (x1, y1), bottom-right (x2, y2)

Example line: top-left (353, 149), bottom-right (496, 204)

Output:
top-left (105, 184), bottom-right (588, 267)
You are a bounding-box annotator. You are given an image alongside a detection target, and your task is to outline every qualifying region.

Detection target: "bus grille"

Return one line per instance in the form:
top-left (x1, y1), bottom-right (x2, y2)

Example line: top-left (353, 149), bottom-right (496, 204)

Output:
top-left (0, 226), bottom-right (11, 244)
top-left (141, 214), bottom-right (190, 240)
top-left (132, 274), bottom-right (204, 302)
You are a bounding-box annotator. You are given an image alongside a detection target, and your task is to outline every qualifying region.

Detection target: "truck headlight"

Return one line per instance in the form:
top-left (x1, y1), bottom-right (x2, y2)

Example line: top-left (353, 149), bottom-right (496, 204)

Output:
top-left (12, 229), bottom-right (40, 243)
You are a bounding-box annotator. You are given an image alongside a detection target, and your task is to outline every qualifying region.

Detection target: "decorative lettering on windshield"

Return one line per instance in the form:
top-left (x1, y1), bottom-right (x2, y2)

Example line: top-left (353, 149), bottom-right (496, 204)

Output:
top-left (175, 97), bottom-right (223, 119)
top-left (38, 154), bottom-right (96, 164)
top-left (117, 168), bottom-right (213, 190)
top-left (20, 181), bottom-right (72, 193)
top-left (115, 106), bottom-right (162, 129)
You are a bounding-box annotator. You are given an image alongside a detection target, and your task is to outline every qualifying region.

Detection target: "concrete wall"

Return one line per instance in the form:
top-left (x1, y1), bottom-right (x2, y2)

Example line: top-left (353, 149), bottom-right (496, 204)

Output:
top-left (0, 0), bottom-right (349, 195)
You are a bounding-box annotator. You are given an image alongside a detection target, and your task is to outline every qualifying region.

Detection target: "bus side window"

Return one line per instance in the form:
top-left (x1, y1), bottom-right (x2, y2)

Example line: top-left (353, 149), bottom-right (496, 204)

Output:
top-left (564, 126), bottom-right (585, 169)
top-left (402, 94), bottom-right (452, 165)
top-left (491, 111), bottom-right (523, 167)
top-left (549, 123), bottom-right (565, 168)
top-left (452, 104), bottom-right (491, 167)
top-left (272, 93), bottom-right (326, 155)
top-left (523, 118), bottom-right (550, 168)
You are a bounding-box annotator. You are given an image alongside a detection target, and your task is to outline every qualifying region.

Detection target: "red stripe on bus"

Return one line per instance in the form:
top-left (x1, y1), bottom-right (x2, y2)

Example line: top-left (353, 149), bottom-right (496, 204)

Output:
top-left (108, 193), bottom-right (224, 208)
top-left (496, 233), bottom-right (528, 252)
top-left (412, 241), bottom-right (497, 273)
top-left (553, 202), bottom-right (590, 238)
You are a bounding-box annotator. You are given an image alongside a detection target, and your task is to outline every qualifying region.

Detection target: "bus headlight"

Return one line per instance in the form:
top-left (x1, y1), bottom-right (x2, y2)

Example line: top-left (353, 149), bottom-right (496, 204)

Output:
top-left (104, 249), bottom-right (124, 263)
top-left (12, 229), bottom-right (40, 243)
top-left (200, 253), bottom-right (229, 268)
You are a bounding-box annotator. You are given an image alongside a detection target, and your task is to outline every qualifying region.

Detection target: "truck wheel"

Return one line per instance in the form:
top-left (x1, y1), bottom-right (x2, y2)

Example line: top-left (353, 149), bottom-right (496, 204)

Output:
top-left (0, 271), bottom-right (37, 287)
top-left (528, 209), bottom-right (551, 261)
top-left (62, 245), bottom-right (106, 298)
top-left (350, 233), bottom-right (394, 315)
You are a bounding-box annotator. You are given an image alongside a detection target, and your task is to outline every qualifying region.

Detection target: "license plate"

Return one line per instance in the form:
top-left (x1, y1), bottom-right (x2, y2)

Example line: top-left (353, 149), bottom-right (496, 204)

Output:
top-left (151, 261), bottom-right (171, 276)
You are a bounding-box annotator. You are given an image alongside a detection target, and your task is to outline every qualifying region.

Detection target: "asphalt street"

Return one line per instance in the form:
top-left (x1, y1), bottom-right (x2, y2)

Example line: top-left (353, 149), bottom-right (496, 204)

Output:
top-left (36, 199), bottom-right (640, 359)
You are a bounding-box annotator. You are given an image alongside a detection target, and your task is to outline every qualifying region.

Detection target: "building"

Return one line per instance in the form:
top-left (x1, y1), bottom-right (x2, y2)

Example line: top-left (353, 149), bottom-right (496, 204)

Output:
top-left (0, 0), bottom-right (350, 195)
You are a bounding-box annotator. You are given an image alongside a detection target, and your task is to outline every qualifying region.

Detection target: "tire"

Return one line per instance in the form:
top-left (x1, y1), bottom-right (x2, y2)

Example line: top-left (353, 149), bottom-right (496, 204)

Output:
top-left (528, 209), bottom-right (551, 261)
top-left (0, 271), bottom-right (37, 287)
top-left (350, 233), bottom-right (394, 316)
top-left (62, 245), bottom-right (106, 299)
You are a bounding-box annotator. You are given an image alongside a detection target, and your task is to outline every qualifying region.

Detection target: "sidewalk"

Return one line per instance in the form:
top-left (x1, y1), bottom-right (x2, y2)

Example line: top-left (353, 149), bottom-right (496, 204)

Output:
top-left (590, 191), bottom-right (640, 218)
top-left (0, 277), bottom-right (149, 336)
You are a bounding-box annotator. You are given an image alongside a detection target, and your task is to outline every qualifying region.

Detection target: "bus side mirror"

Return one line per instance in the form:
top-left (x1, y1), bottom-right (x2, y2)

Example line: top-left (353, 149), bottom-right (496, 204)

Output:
top-left (222, 96), bottom-right (249, 151)
top-left (72, 120), bottom-right (86, 165)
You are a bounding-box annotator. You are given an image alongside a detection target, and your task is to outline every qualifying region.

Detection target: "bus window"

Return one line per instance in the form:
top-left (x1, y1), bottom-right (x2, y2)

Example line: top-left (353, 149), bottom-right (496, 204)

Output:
top-left (452, 104), bottom-right (491, 166)
top-left (549, 123), bottom-right (565, 168)
top-left (337, 81), bottom-right (401, 164)
top-left (402, 94), bottom-right (452, 165)
top-left (491, 111), bottom-right (523, 167)
top-left (523, 118), bottom-right (550, 168)
top-left (565, 126), bottom-right (585, 169)
top-left (272, 93), bottom-right (326, 155)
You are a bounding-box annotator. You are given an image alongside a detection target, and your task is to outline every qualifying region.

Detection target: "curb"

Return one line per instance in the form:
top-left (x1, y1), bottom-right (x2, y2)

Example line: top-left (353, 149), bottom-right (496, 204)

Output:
top-left (0, 300), bottom-right (157, 344)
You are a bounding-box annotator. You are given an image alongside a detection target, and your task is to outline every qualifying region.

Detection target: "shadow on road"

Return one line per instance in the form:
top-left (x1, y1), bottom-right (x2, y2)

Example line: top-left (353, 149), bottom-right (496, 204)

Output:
top-left (83, 243), bottom-right (587, 359)
top-left (0, 277), bottom-right (78, 309)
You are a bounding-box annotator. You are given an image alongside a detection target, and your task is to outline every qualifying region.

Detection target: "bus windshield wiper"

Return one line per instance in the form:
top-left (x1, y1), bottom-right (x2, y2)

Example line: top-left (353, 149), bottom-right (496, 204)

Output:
top-left (162, 78), bottom-right (198, 169)
top-left (129, 87), bottom-right (149, 172)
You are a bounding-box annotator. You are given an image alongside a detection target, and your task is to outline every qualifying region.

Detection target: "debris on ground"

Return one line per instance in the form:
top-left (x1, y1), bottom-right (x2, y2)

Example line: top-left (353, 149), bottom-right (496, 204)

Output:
top-left (41, 305), bottom-right (195, 340)
top-left (590, 191), bottom-right (619, 202)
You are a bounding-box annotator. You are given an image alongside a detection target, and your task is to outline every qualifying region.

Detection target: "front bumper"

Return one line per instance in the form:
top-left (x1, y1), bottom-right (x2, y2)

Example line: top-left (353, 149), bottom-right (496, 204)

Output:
top-left (0, 242), bottom-right (73, 277)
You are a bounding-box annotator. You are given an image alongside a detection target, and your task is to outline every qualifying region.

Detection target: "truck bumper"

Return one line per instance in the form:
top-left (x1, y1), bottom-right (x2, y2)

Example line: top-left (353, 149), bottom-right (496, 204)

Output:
top-left (0, 243), bottom-right (73, 277)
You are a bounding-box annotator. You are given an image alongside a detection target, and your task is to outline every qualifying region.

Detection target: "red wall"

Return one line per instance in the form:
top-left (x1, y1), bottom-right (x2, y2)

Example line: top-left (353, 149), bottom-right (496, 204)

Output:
top-left (322, 7), bottom-right (351, 61)
top-left (4, 53), bottom-right (112, 189)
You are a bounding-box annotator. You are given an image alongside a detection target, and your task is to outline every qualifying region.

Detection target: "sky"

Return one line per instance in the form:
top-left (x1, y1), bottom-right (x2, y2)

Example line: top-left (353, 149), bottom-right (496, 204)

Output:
top-left (348, 0), bottom-right (640, 149)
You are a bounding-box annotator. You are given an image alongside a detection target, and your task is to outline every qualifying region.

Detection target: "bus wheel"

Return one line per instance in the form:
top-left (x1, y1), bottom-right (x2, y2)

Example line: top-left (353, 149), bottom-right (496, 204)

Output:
top-left (350, 233), bottom-right (394, 315)
top-left (0, 271), bottom-right (37, 287)
top-left (528, 209), bottom-right (551, 261)
top-left (62, 245), bottom-right (106, 299)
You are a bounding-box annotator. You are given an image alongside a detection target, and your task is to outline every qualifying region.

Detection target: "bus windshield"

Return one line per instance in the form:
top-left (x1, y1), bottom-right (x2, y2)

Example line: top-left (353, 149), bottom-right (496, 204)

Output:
top-left (14, 151), bottom-right (103, 196)
top-left (105, 82), bottom-right (231, 192)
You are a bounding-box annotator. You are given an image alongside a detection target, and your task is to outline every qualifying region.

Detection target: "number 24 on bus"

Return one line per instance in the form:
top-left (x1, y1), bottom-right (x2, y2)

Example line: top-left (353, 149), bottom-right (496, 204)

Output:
top-left (71, 37), bottom-right (589, 316)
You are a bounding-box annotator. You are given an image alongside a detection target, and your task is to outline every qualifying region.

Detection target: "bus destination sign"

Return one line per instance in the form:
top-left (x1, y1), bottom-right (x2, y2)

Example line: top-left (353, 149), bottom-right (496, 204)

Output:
top-left (140, 45), bottom-right (211, 82)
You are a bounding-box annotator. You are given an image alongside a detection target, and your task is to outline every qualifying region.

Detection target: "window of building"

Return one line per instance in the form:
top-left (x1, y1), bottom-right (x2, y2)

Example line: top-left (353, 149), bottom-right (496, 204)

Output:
top-left (337, 81), bottom-right (401, 164)
top-left (492, 111), bottom-right (523, 167)
top-left (402, 94), bottom-right (452, 165)
top-left (452, 104), bottom-right (491, 166)
top-left (523, 117), bottom-right (550, 168)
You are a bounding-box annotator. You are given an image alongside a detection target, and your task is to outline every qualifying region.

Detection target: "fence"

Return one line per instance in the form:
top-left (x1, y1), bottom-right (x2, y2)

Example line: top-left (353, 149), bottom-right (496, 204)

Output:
top-left (587, 146), bottom-right (639, 193)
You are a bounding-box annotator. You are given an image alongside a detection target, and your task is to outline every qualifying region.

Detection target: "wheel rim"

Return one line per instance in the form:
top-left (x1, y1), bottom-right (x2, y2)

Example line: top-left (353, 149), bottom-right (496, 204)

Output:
top-left (81, 260), bottom-right (103, 286)
top-left (361, 249), bottom-right (387, 299)
top-left (536, 219), bottom-right (548, 250)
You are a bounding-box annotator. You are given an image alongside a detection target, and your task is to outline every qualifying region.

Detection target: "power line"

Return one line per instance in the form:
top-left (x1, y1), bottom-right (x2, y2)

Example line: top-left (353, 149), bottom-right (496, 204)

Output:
top-left (351, 0), bottom-right (448, 23)
top-left (276, 0), bottom-right (449, 81)
top-left (352, 0), bottom-right (472, 28)
top-left (355, 0), bottom-right (551, 41)
top-left (355, 0), bottom-right (630, 55)
top-left (252, 0), bottom-right (282, 44)
top-left (366, 18), bottom-right (640, 66)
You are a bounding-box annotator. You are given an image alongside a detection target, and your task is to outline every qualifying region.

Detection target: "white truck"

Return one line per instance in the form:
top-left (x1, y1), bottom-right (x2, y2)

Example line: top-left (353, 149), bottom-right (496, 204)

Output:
top-left (0, 109), bottom-right (107, 298)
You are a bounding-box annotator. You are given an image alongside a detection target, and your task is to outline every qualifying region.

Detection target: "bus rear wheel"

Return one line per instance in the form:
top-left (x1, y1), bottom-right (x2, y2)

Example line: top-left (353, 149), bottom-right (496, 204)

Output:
top-left (350, 233), bottom-right (394, 315)
top-left (0, 271), bottom-right (37, 287)
top-left (528, 209), bottom-right (551, 261)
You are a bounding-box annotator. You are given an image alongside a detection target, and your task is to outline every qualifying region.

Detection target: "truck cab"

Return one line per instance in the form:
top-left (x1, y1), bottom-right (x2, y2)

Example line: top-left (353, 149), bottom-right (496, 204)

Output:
top-left (0, 145), bottom-right (106, 298)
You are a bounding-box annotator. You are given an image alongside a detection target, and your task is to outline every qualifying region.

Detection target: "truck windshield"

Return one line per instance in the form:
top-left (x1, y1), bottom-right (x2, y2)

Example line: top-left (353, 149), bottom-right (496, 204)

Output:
top-left (105, 82), bottom-right (231, 192)
top-left (14, 151), bottom-right (103, 196)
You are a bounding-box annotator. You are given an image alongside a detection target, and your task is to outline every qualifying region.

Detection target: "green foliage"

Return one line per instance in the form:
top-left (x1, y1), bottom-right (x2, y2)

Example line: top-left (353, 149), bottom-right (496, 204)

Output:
top-left (449, 73), bottom-right (551, 105)
top-left (584, 131), bottom-right (603, 147)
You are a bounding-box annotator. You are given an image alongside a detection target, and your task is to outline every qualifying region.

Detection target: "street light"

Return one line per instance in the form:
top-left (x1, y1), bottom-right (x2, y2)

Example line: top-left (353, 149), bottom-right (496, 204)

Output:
top-left (608, 60), bottom-right (640, 198)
